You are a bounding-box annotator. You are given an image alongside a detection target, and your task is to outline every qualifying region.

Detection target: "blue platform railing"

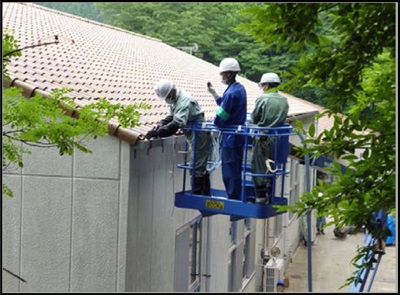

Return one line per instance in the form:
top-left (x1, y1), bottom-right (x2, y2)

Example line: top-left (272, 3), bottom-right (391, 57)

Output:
top-left (174, 122), bottom-right (295, 221)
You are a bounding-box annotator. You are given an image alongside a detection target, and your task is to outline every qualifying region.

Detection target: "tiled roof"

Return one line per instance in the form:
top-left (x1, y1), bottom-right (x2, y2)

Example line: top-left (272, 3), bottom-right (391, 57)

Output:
top-left (3, 3), bottom-right (321, 145)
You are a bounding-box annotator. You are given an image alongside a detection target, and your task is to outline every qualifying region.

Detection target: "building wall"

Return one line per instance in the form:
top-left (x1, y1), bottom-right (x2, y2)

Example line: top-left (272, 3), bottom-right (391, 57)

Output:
top-left (125, 136), bottom-right (194, 292)
top-left (2, 135), bottom-right (130, 292)
top-left (125, 136), bottom-right (236, 292)
top-left (3, 125), bottom-right (316, 293)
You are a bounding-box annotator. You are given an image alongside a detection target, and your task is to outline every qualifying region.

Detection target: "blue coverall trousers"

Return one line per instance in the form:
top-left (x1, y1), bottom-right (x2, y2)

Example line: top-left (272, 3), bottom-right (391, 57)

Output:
top-left (221, 141), bottom-right (244, 200)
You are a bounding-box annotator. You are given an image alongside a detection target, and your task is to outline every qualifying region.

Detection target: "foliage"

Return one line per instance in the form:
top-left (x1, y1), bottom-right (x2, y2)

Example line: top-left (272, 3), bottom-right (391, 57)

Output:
top-left (2, 33), bottom-right (150, 198)
top-left (2, 31), bottom-right (21, 79)
top-left (239, 3), bottom-right (396, 288)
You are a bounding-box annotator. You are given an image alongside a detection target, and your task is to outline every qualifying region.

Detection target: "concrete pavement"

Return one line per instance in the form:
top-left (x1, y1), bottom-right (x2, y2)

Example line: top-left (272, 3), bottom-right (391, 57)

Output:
top-left (284, 223), bottom-right (397, 293)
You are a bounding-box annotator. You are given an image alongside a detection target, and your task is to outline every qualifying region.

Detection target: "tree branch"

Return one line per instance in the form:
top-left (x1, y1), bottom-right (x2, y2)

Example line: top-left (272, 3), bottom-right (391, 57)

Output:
top-left (3, 40), bottom-right (59, 58)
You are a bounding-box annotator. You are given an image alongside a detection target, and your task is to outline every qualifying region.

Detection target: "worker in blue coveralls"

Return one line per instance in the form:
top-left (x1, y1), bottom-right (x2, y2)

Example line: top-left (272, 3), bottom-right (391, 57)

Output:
top-left (207, 58), bottom-right (247, 200)
top-left (145, 79), bottom-right (213, 196)
top-left (250, 73), bottom-right (289, 203)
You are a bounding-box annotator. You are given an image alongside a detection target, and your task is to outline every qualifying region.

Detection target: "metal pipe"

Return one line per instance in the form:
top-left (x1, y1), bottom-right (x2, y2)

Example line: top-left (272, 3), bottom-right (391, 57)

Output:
top-left (282, 207), bottom-right (288, 266)
top-left (240, 126), bottom-right (249, 202)
top-left (298, 133), bottom-right (313, 292)
top-left (261, 218), bottom-right (267, 291)
top-left (366, 252), bottom-right (382, 292)
top-left (205, 218), bottom-right (212, 291)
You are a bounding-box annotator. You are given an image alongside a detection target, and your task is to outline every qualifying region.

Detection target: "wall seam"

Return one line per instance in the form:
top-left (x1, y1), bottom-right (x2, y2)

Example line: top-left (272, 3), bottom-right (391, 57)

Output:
top-left (69, 145), bottom-right (75, 291)
top-left (18, 174), bottom-right (24, 292)
top-left (115, 139), bottom-right (122, 291)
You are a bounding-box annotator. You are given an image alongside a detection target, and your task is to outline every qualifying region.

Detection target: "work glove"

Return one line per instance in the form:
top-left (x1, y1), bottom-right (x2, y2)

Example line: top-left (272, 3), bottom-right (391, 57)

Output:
top-left (157, 120), bottom-right (180, 137)
top-left (145, 129), bottom-right (159, 140)
top-left (157, 115), bottom-right (173, 129)
top-left (207, 82), bottom-right (219, 100)
top-left (154, 123), bottom-right (163, 131)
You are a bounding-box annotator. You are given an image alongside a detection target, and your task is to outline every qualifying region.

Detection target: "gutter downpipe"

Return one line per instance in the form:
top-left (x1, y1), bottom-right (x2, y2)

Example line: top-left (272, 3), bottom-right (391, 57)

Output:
top-left (298, 133), bottom-right (313, 292)
top-left (282, 203), bottom-right (288, 268)
top-left (205, 218), bottom-right (211, 292)
top-left (263, 218), bottom-right (268, 291)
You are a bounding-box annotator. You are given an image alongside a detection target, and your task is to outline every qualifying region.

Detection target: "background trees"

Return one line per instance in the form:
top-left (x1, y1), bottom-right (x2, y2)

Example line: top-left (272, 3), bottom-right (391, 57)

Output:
top-left (238, 3), bottom-right (396, 287)
top-left (33, 2), bottom-right (104, 22)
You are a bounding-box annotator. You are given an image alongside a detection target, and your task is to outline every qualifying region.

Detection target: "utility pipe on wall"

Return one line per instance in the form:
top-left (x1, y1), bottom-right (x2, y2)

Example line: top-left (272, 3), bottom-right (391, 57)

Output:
top-left (298, 133), bottom-right (313, 292)
top-left (205, 218), bottom-right (212, 291)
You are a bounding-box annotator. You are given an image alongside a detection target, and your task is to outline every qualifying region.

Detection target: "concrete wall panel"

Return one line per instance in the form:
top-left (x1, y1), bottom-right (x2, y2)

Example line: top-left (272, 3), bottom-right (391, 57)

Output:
top-left (210, 214), bottom-right (231, 292)
top-left (70, 178), bottom-right (119, 292)
top-left (22, 145), bottom-right (72, 177)
top-left (125, 146), bottom-right (140, 292)
top-left (2, 175), bottom-right (22, 293)
top-left (150, 141), bottom-right (177, 291)
top-left (74, 136), bottom-right (120, 179)
top-left (134, 147), bottom-right (154, 292)
top-left (126, 137), bottom-right (203, 292)
top-left (2, 125), bottom-right (22, 175)
top-left (20, 176), bottom-right (72, 292)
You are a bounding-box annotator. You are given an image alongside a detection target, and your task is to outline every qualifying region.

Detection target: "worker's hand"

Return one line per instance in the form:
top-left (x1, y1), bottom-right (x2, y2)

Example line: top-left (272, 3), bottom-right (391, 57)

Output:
top-left (145, 129), bottom-right (159, 140)
top-left (207, 81), bottom-right (219, 100)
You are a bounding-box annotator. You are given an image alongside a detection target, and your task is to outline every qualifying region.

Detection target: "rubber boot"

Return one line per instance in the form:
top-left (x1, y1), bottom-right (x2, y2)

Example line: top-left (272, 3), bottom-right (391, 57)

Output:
top-left (255, 186), bottom-right (267, 204)
top-left (203, 172), bottom-right (211, 196)
top-left (193, 177), bottom-right (205, 195)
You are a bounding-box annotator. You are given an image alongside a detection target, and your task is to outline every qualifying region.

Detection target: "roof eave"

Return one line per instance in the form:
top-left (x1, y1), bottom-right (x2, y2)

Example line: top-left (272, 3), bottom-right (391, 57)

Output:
top-left (3, 77), bottom-right (141, 145)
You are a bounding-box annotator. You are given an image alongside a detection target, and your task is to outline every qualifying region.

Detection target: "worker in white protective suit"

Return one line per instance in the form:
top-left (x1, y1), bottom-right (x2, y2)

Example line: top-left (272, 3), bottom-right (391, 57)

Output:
top-left (145, 79), bottom-right (213, 196)
top-left (250, 73), bottom-right (289, 203)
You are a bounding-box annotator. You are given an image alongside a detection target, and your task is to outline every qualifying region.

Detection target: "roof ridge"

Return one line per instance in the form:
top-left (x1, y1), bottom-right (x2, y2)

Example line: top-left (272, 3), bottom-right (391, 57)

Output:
top-left (23, 3), bottom-right (162, 43)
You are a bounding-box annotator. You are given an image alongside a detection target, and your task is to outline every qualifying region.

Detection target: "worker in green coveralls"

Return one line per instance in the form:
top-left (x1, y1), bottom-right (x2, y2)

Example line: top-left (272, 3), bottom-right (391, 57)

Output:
top-left (250, 73), bottom-right (289, 203)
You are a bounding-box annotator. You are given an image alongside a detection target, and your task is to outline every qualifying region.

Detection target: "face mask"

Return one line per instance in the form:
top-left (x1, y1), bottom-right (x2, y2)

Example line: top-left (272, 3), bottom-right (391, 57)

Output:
top-left (164, 90), bottom-right (175, 104)
top-left (221, 72), bottom-right (232, 85)
top-left (165, 96), bottom-right (174, 105)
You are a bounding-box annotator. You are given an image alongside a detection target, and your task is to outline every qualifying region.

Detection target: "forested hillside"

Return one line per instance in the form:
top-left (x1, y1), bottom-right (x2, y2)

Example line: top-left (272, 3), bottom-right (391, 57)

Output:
top-left (34, 2), bottom-right (104, 23)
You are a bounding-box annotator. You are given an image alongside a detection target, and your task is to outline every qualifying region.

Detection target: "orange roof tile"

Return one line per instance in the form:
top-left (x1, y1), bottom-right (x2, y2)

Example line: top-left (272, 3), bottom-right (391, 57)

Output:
top-left (3, 3), bottom-right (321, 144)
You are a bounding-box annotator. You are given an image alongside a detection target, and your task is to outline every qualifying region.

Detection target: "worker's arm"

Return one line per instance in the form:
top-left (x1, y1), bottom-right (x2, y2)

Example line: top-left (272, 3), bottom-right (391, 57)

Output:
top-left (207, 82), bottom-right (221, 104)
top-left (158, 115), bottom-right (173, 128)
top-left (251, 97), bottom-right (262, 124)
top-left (145, 120), bottom-right (180, 139)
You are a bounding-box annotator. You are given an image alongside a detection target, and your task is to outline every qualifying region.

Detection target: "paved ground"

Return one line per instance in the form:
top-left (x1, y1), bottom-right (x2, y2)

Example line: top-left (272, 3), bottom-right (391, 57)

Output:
top-left (284, 223), bottom-right (397, 293)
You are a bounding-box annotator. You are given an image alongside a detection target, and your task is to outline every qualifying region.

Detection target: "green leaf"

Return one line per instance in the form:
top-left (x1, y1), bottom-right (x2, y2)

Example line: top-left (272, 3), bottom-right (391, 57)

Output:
top-left (308, 123), bottom-right (315, 138)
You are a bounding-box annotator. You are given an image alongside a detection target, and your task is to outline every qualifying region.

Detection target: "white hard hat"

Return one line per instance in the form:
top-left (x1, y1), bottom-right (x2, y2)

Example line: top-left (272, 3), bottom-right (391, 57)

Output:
top-left (154, 79), bottom-right (174, 101)
top-left (218, 57), bottom-right (241, 73)
top-left (259, 72), bottom-right (281, 85)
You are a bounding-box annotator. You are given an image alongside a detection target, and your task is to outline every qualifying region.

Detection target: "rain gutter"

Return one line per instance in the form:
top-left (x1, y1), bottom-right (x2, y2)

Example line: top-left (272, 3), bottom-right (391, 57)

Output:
top-left (3, 77), bottom-right (143, 145)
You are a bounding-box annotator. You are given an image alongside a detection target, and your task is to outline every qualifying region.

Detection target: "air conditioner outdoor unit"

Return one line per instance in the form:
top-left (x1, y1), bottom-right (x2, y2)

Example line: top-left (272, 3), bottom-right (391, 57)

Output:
top-left (263, 258), bottom-right (285, 292)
